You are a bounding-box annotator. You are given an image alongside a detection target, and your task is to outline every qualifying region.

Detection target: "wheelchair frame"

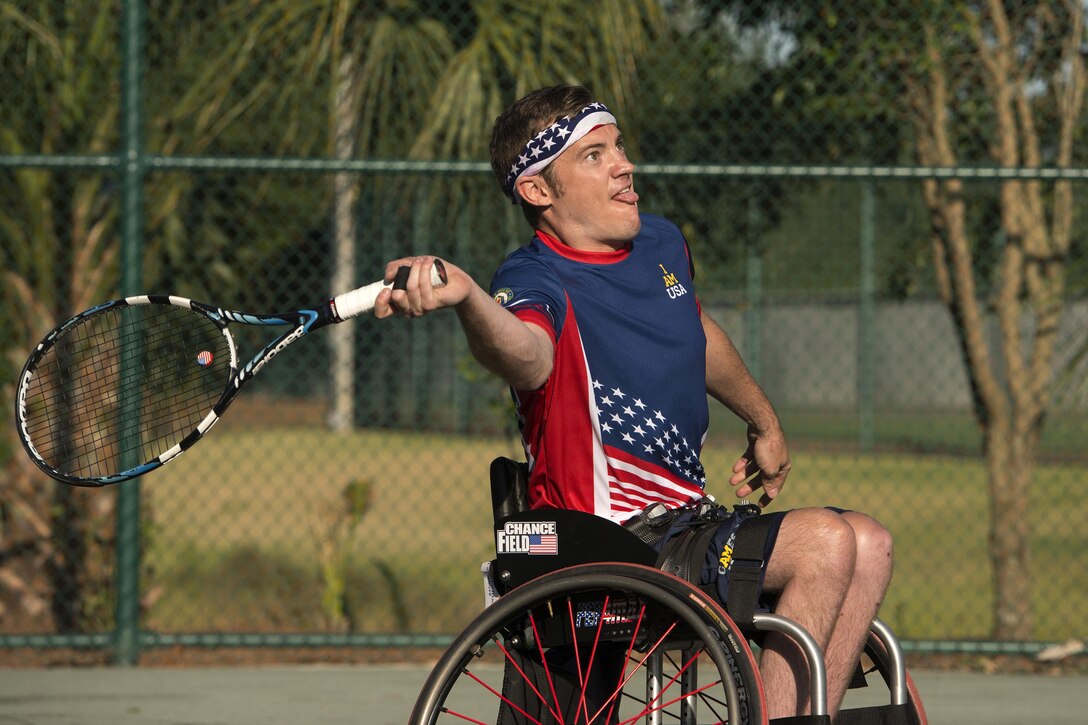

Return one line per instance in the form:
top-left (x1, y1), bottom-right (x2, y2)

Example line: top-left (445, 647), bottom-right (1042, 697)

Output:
top-left (409, 458), bottom-right (926, 725)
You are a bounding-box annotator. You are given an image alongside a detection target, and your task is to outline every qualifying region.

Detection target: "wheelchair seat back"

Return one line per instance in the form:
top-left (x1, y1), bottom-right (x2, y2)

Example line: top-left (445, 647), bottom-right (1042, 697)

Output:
top-left (489, 456), bottom-right (656, 592)
top-left (493, 508), bottom-right (657, 592)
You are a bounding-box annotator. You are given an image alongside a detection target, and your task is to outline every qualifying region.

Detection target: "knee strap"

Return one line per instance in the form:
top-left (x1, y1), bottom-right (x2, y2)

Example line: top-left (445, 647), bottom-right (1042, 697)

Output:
top-left (649, 505), bottom-right (777, 629)
top-left (770, 704), bottom-right (916, 725)
top-left (726, 512), bottom-right (779, 628)
top-left (830, 704), bottom-right (919, 725)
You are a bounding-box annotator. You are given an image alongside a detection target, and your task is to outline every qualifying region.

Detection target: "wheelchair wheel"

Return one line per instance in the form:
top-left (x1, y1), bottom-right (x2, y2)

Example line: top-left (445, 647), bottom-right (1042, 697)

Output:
top-left (411, 563), bottom-right (766, 725)
top-left (860, 628), bottom-right (928, 725)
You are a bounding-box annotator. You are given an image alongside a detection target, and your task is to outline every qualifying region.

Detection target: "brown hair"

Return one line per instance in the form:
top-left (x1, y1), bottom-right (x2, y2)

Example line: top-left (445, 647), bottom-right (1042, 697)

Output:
top-left (489, 85), bottom-right (597, 224)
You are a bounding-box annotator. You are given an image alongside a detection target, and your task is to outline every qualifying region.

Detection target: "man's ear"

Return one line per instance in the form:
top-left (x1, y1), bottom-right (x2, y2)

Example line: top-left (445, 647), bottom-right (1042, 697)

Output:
top-left (516, 176), bottom-right (552, 208)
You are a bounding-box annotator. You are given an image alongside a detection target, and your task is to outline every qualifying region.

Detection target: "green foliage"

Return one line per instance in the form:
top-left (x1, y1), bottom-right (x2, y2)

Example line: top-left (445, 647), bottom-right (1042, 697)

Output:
top-left (313, 479), bottom-right (372, 630)
top-left (2, 0), bottom-right (1086, 646)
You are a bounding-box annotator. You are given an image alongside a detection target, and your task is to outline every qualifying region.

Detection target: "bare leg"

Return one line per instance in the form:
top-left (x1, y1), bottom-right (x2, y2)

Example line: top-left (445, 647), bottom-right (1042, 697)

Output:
top-left (759, 508), bottom-right (856, 718)
top-left (823, 511), bottom-right (894, 712)
top-left (758, 509), bottom-right (894, 718)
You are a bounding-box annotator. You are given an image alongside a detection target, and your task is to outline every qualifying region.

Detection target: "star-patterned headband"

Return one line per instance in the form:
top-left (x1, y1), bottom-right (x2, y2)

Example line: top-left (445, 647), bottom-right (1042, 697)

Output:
top-left (503, 102), bottom-right (617, 204)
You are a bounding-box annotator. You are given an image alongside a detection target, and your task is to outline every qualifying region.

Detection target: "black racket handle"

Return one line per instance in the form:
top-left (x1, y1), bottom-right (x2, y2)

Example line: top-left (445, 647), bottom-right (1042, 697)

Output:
top-left (392, 260), bottom-right (447, 291)
top-left (393, 265), bottom-right (411, 291)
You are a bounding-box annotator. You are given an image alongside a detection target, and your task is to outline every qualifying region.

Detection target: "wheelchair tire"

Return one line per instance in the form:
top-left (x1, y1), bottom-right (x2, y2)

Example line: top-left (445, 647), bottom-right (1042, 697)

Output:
top-left (410, 562), bottom-right (766, 725)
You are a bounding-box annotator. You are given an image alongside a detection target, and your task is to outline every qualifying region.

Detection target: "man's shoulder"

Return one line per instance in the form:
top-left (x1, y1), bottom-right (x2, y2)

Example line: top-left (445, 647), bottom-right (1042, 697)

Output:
top-left (496, 237), bottom-right (551, 273)
top-left (491, 238), bottom-right (565, 298)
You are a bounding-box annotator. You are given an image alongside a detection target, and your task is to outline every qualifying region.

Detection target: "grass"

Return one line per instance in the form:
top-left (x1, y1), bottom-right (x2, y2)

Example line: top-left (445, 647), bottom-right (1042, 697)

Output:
top-left (720, 406), bottom-right (1088, 460)
top-left (144, 428), bottom-right (510, 634)
top-left (141, 425), bottom-right (1088, 642)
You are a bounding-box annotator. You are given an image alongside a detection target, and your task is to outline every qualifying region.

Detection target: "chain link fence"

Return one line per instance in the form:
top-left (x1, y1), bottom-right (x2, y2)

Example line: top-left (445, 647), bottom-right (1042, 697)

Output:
top-left (2, 1), bottom-right (1086, 662)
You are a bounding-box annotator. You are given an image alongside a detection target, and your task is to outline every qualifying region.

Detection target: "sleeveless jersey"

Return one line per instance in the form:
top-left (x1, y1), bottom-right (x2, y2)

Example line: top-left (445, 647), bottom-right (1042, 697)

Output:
top-left (489, 214), bottom-right (709, 524)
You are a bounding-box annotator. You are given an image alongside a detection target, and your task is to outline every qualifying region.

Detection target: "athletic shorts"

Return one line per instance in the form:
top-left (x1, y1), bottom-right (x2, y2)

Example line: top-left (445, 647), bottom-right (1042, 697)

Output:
top-left (642, 503), bottom-right (788, 614)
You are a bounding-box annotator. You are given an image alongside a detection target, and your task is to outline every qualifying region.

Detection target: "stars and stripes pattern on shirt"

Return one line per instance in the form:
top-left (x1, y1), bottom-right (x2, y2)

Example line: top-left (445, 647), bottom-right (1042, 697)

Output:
top-left (493, 214), bottom-right (710, 526)
top-left (589, 377), bottom-right (706, 522)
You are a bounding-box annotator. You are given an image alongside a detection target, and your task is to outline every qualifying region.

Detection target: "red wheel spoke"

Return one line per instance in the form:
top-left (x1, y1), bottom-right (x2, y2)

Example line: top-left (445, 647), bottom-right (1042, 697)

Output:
top-left (587, 621), bottom-right (678, 724)
top-left (435, 706), bottom-right (493, 724)
top-left (566, 593), bottom-right (612, 725)
top-left (462, 666), bottom-right (543, 725)
top-left (619, 648), bottom-right (727, 725)
top-left (602, 603), bottom-right (647, 725)
top-left (526, 608), bottom-right (568, 725)
top-left (493, 631), bottom-right (562, 725)
top-left (617, 681), bottom-right (725, 725)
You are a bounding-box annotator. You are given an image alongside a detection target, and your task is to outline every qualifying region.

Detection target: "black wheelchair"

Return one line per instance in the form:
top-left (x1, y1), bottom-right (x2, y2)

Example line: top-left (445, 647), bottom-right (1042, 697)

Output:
top-left (410, 458), bottom-right (927, 724)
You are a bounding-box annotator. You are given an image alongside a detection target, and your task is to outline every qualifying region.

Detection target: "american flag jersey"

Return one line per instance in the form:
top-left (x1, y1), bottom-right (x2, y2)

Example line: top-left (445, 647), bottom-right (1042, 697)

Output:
top-left (490, 214), bottom-right (709, 525)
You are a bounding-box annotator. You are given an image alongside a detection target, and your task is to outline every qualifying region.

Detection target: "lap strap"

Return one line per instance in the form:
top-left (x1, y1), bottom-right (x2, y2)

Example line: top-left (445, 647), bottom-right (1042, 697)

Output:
top-left (657, 520), bottom-right (721, 584)
top-left (630, 500), bottom-right (775, 630)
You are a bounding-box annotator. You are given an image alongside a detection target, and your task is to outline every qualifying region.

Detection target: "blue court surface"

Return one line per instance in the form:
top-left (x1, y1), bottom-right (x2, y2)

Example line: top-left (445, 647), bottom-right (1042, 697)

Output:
top-left (0, 663), bottom-right (1085, 724)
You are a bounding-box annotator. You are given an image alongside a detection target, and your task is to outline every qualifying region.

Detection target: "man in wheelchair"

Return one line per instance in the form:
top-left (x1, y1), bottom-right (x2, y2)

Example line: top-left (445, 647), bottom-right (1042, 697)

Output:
top-left (377, 85), bottom-right (895, 722)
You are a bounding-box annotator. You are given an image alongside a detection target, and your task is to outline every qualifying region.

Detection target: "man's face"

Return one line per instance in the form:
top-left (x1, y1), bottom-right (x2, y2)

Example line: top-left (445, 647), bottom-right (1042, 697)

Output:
top-left (539, 124), bottom-right (640, 251)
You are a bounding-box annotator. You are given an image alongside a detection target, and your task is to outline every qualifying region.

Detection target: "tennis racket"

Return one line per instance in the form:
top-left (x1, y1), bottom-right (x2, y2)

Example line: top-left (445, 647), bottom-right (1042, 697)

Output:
top-left (15, 261), bottom-right (447, 487)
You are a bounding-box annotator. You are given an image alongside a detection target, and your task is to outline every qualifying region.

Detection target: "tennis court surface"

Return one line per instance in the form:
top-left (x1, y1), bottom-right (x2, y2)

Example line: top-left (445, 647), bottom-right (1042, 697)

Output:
top-left (1, 663), bottom-right (1086, 724)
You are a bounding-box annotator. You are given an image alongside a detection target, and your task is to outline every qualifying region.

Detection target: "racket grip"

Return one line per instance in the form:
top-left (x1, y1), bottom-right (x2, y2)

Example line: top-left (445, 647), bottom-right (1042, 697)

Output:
top-left (331, 260), bottom-right (447, 321)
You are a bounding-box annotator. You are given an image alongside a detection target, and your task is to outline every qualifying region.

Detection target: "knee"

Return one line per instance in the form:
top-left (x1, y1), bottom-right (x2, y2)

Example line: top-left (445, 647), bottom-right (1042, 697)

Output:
top-left (813, 510), bottom-right (859, 576)
top-left (844, 512), bottom-right (894, 581)
top-left (777, 508), bottom-right (859, 583)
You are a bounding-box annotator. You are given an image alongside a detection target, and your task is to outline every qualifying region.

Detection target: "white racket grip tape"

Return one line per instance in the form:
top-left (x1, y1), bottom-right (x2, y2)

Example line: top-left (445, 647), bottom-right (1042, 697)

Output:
top-left (331, 260), bottom-right (447, 321)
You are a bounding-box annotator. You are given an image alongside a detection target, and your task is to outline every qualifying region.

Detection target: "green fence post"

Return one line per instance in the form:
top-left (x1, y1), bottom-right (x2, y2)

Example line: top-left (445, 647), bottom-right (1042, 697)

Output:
top-left (453, 209), bottom-right (471, 432)
top-left (114, 0), bottom-right (146, 666)
top-left (858, 179), bottom-right (876, 452)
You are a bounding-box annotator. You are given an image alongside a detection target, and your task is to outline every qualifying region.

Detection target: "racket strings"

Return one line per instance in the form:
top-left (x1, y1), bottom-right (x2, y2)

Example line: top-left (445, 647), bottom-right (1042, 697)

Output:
top-left (22, 304), bottom-right (232, 479)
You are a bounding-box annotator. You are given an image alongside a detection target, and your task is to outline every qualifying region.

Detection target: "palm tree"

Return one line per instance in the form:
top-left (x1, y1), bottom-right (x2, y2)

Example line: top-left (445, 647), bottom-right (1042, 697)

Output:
top-left (0, 0), bottom-right (664, 627)
top-left (244, 0), bottom-right (663, 430)
top-left (0, 0), bottom-right (320, 631)
top-left (245, 1), bottom-right (457, 429)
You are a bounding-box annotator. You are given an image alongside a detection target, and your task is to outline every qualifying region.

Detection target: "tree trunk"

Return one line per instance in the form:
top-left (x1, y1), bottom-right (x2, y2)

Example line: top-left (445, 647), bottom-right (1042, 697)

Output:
top-left (905, 2), bottom-right (1086, 639)
top-left (328, 52), bottom-right (359, 432)
top-left (984, 422), bottom-right (1034, 639)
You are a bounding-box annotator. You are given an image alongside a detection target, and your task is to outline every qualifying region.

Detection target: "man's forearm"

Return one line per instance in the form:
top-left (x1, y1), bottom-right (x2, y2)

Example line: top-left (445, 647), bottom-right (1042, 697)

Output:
top-left (456, 285), bottom-right (554, 391)
top-left (702, 310), bottom-right (782, 435)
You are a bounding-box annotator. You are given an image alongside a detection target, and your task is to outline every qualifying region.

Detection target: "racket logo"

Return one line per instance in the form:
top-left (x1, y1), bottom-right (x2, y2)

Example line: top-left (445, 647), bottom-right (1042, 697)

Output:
top-left (14, 369), bottom-right (41, 462)
top-left (245, 324), bottom-right (307, 380)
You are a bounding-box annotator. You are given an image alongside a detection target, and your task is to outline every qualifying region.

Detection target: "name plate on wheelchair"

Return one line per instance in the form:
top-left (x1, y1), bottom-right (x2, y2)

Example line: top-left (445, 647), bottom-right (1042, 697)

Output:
top-left (493, 509), bottom-right (657, 592)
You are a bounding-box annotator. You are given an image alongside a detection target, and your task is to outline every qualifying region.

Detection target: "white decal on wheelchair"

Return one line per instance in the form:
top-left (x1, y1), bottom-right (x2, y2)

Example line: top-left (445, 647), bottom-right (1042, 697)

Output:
top-left (574, 598), bottom-right (639, 628)
top-left (496, 521), bottom-right (558, 555)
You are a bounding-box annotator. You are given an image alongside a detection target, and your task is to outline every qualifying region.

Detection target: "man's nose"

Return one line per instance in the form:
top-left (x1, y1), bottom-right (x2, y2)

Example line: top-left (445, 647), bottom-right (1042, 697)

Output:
top-left (614, 155), bottom-right (635, 177)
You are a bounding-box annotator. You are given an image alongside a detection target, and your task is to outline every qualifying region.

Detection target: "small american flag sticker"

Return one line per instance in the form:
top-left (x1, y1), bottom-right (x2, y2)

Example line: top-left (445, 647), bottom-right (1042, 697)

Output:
top-left (528, 534), bottom-right (558, 555)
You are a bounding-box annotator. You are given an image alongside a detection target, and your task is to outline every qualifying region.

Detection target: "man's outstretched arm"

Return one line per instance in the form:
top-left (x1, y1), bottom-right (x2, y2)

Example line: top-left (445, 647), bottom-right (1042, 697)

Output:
top-left (374, 256), bottom-right (554, 391)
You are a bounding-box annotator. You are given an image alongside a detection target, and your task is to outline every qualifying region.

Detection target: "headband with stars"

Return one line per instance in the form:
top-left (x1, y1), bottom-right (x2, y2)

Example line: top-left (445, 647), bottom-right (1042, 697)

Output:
top-left (503, 102), bottom-right (617, 204)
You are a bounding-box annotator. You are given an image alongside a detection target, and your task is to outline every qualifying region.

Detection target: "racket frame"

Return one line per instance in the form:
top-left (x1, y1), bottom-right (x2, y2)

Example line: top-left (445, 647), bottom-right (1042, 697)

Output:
top-left (15, 262), bottom-right (446, 486)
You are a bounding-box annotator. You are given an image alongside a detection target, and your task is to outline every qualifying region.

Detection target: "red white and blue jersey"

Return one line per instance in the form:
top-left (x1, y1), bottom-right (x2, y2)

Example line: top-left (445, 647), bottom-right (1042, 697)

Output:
top-left (490, 214), bottom-right (709, 524)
